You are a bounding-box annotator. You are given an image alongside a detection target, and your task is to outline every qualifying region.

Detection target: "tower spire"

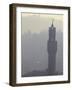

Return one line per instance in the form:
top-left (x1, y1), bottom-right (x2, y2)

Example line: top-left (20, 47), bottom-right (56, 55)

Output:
top-left (51, 19), bottom-right (54, 27)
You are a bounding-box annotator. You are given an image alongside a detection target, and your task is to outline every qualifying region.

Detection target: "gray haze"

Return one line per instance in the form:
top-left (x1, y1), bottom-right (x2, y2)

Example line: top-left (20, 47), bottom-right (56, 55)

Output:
top-left (21, 13), bottom-right (63, 77)
top-left (21, 30), bottom-right (63, 76)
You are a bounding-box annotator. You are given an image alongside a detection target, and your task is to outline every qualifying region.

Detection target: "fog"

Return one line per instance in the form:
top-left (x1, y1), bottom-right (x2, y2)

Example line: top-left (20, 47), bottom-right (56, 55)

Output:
top-left (21, 30), bottom-right (63, 76)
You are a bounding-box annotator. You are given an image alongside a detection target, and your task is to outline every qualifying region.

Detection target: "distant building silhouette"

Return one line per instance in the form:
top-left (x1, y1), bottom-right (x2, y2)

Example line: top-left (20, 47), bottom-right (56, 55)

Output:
top-left (47, 21), bottom-right (57, 75)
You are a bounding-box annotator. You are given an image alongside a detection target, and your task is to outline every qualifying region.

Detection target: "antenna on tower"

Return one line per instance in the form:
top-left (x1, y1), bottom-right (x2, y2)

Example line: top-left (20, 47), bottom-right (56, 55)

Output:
top-left (52, 19), bottom-right (54, 27)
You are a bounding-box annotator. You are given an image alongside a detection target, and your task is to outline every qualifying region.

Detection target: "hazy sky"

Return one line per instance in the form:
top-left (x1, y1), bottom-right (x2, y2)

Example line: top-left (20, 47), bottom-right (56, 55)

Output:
top-left (21, 13), bottom-right (63, 34)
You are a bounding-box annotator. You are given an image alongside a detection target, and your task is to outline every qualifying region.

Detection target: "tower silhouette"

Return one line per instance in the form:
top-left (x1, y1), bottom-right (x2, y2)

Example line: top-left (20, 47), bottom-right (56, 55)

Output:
top-left (47, 21), bottom-right (57, 75)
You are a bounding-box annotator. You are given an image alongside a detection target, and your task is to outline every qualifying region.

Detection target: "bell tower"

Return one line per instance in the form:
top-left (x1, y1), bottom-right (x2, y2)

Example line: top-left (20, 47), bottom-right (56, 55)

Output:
top-left (47, 20), bottom-right (57, 75)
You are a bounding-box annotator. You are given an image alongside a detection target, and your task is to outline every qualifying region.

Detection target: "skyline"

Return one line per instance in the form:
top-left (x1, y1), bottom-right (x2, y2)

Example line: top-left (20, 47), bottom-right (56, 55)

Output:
top-left (21, 31), bottom-right (63, 75)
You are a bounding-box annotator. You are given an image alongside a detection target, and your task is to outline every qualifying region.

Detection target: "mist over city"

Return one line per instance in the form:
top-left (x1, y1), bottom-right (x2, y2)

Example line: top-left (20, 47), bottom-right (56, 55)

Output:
top-left (21, 13), bottom-right (63, 77)
top-left (21, 30), bottom-right (63, 77)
